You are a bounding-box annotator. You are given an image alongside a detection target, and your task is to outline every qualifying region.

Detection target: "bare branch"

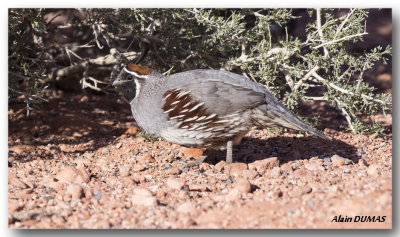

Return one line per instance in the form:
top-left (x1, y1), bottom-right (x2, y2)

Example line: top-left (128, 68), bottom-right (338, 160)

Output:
top-left (335, 98), bottom-right (356, 133)
top-left (313, 32), bottom-right (368, 49)
top-left (316, 8), bottom-right (329, 58)
top-left (293, 65), bottom-right (320, 91)
top-left (80, 76), bottom-right (108, 91)
top-left (335, 8), bottom-right (356, 36)
top-left (304, 96), bottom-right (325, 101)
top-left (8, 87), bottom-right (49, 102)
top-left (312, 72), bottom-right (390, 105)
top-left (48, 51), bottom-right (140, 81)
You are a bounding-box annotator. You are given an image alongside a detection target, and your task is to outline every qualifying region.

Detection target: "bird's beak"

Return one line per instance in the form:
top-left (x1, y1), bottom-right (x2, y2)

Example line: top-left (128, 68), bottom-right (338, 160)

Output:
top-left (112, 79), bottom-right (121, 87)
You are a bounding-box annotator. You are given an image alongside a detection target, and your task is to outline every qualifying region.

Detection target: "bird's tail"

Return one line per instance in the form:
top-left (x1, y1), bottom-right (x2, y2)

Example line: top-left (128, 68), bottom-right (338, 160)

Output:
top-left (254, 104), bottom-right (332, 140)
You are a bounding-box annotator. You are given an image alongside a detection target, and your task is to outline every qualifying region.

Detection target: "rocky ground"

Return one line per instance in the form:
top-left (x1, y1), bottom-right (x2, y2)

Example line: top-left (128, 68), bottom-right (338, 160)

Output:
top-left (8, 91), bottom-right (392, 229)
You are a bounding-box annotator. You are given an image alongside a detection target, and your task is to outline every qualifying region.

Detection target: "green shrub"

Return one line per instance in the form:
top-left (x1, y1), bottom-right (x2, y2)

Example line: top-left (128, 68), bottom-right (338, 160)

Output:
top-left (8, 8), bottom-right (392, 134)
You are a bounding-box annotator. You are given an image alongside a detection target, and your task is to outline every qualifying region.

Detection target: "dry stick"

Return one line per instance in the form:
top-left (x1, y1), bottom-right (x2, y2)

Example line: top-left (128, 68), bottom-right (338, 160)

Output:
top-left (313, 32), bottom-right (368, 49)
top-left (92, 25), bottom-right (103, 49)
top-left (316, 8), bottom-right (329, 58)
top-left (304, 96), bottom-right (325, 101)
top-left (81, 77), bottom-right (107, 91)
top-left (8, 87), bottom-right (49, 102)
top-left (48, 51), bottom-right (139, 81)
top-left (311, 72), bottom-right (390, 105)
top-left (293, 65), bottom-right (321, 91)
top-left (267, 23), bottom-right (272, 48)
top-left (334, 98), bottom-right (356, 133)
top-left (335, 8), bottom-right (356, 36)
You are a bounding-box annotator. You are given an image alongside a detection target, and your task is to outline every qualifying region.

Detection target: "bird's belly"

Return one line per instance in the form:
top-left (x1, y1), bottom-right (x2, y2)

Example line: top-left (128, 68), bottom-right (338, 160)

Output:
top-left (159, 112), bottom-right (252, 148)
top-left (159, 126), bottom-right (250, 148)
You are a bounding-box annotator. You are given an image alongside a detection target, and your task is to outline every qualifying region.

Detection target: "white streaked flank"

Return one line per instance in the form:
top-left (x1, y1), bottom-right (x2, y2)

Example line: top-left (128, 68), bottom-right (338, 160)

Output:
top-left (188, 102), bottom-right (204, 112)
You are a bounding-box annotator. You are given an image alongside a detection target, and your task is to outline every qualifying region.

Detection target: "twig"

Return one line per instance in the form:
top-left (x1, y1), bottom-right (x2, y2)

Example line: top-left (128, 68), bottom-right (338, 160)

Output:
top-left (242, 71), bottom-right (257, 83)
top-left (252, 11), bottom-right (266, 18)
top-left (335, 98), bottom-right (356, 133)
top-left (316, 8), bottom-right (329, 58)
top-left (66, 48), bottom-right (83, 61)
top-left (80, 76), bottom-right (108, 91)
top-left (304, 96), bottom-right (325, 101)
top-left (92, 25), bottom-right (103, 49)
top-left (335, 8), bottom-right (356, 36)
top-left (293, 65), bottom-right (320, 91)
top-left (283, 70), bottom-right (294, 89)
top-left (48, 51), bottom-right (139, 81)
top-left (163, 66), bottom-right (175, 76)
top-left (267, 23), bottom-right (272, 48)
top-left (8, 87), bottom-right (48, 102)
top-left (312, 72), bottom-right (390, 105)
top-left (313, 32), bottom-right (368, 49)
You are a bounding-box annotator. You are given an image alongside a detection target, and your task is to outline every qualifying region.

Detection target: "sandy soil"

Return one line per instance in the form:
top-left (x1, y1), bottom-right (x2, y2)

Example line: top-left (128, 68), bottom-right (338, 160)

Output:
top-left (8, 91), bottom-right (392, 229)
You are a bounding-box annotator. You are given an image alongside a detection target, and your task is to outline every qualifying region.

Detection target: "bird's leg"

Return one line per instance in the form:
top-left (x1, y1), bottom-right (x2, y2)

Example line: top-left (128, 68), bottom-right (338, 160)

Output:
top-left (226, 140), bottom-right (233, 164)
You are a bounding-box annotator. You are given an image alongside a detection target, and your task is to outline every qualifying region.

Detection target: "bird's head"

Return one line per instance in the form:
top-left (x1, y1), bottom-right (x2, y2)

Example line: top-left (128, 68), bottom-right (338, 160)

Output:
top-left (112, 64), bottom-right (153, 102)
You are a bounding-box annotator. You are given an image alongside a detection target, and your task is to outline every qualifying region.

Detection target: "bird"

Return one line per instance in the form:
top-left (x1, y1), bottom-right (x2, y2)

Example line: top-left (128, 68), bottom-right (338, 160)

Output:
top-left (112, 64), bottom-right (330, 165)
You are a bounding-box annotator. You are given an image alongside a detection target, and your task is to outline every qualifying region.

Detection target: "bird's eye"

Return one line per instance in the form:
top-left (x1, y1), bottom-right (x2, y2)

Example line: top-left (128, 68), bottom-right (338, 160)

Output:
top-left (127, 75), bottom-right (133, 80)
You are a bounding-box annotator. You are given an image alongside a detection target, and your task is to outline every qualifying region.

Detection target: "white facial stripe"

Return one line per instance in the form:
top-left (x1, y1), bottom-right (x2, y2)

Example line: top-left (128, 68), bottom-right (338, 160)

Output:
top-left (123, 67), bottom-right (148, 79)
top-left (133, 79), bottom-right (141, 101)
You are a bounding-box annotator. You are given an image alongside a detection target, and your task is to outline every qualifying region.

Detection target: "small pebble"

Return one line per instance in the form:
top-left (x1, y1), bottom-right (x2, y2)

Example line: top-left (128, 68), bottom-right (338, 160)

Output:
top-left (343, 169), bottom-right (351, 174)
top-left (133, 187), bottom-right (153, 197)
top-left (272, 189), bottom-right (283, 199)
top-left (188, 184), bottom-right (208, 192)
top-left (137, 154), bottom-right (155, 163)
top-left (55, 166), bottom-right (90, 183)
top-left (176, 202), bottom-right (196, 214)
top-left (115, 142), bottom-right (122, 149)
top-left (331, 154), bottom-right (352, 166)
top-left (167, 177), bottom-right (184, 190)
top-left (126, 127), bottom-right (138, 135)
top-left (367, 164), bottom-right (381, 176)
top-left (323, 157), bottom-right (331, 162)
top-left (304, 163), bottom-right (325, 171)
top-left (234, 179), bottom-right (252, 193)
top-left (166, 167), bottom-right (182, 175)
top-left (132, 164), bottom-right (146, 172)
top-left (226, 189), bottom-right (241, 201)
top-left (214, 161), bottom-right (226, 172)
top-left (268, 167), bottom-right (282, 178)
top-left (67, 184), bottom-right (84, 200)
top-left (248, 157), bottom-right (279, 174)
top-left (9, 174), bottom-right (29, 189)
top-left (224, 163), bottom-right (248, 176)
top-left (131, 195), bottom-right (157, 207)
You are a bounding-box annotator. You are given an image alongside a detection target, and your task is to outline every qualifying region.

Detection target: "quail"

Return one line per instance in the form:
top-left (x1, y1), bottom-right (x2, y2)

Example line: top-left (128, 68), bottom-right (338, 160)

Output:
top-left (112, 64), bottom-right (330, 165)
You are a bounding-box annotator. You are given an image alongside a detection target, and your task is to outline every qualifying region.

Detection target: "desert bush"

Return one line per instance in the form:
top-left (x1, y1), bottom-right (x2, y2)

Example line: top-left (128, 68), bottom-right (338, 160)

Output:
top-left (8, 8), bottom-right (392, 134)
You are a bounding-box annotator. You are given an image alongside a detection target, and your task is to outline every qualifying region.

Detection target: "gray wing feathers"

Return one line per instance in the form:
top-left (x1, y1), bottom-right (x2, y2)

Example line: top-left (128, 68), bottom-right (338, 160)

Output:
top-left (184, 80), bottom-right (266, 116)
top-left (166, 69), bottom-right (330, 140)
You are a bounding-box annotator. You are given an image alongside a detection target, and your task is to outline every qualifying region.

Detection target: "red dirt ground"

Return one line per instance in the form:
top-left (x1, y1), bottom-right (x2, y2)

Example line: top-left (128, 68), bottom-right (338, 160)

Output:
top-left (8, 90), bottom-right (392, 229)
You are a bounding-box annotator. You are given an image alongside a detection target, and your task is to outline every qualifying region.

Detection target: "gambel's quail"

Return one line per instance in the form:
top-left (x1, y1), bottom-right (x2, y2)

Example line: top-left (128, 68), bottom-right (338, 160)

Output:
top-left (113, 64), bottom-right (330, 164)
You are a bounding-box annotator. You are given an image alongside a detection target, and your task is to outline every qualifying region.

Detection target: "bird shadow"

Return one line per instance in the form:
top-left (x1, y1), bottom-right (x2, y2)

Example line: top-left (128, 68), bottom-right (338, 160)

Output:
top-left (203, 135), bottom-right (360, 165)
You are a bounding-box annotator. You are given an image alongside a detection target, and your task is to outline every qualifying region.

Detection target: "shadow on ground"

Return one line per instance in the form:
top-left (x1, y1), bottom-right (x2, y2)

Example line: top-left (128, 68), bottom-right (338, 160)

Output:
top-left (8, 91), bottom-right (361, 165)
top-left (202, 135), bottom-right (360, 165)
top-left (8, 91), bottom-right (132, 160)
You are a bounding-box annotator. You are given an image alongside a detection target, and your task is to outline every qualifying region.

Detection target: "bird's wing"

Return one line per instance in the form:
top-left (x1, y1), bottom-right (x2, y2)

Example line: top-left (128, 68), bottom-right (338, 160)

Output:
top-left (162, 70), bottom-right (331, 140)
top-left (162, 79), bottom-right (266, 118)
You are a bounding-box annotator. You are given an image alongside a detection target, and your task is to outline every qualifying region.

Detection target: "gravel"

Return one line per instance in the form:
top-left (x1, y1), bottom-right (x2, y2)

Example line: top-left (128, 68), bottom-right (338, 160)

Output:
top-left (8, 92), bottom-right (392, 229)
